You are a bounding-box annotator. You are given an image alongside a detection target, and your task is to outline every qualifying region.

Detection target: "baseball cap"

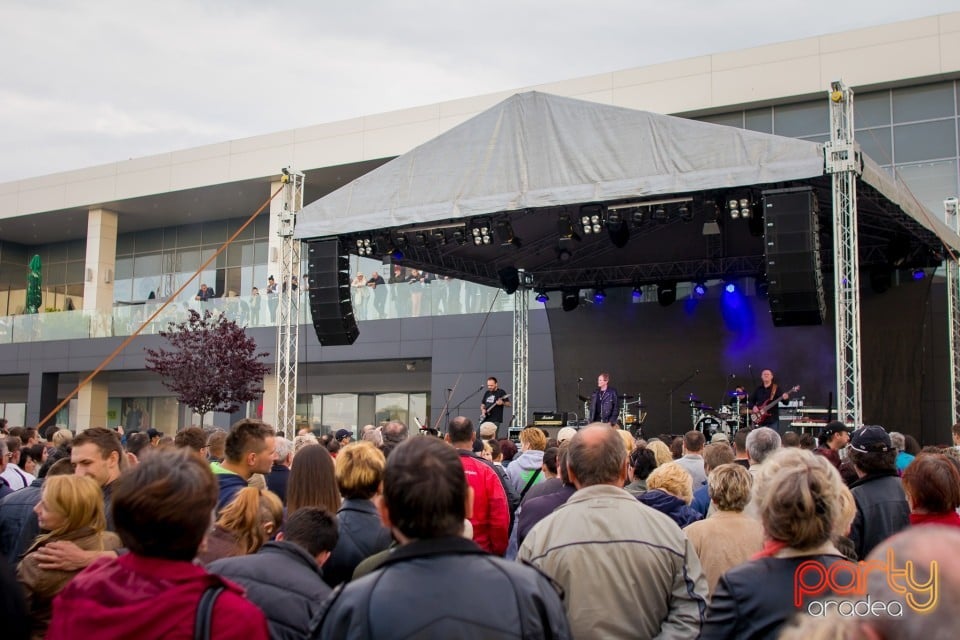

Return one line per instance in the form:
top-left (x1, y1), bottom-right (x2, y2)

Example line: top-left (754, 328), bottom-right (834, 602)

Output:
top-left (710, 432), bottom-right (730, 444)
top-left (335, 428), bottom-right (353, 441)
top-left (479, 422), bottom-right (498, 439)
top-left (820, 421), bottom-right (851, 441)
top-left (849, 425), bottom-right (892, 453)
top-left (557, 426), bottom-right (577, 444)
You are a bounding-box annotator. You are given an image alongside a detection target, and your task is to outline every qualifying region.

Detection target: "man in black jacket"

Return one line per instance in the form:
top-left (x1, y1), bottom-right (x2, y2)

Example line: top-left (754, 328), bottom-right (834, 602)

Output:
top-left (847, 425), bottom-right (910, 559)
top-left (313, 437), bottom-right (571, 639)
top-left (208, 507), bottom-right (338, 640)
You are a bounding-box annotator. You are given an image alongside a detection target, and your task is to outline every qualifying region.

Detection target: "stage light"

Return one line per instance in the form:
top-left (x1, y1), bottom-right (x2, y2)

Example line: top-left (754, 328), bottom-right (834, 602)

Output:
top-left (414, 231), bottom-right (430, 247)
top-left (725, 282), bottom-right (737, 294)
top-left (678, 203), bottom-right (693, 222)
top-left (557, 213), bottom-right (580, 241)
top-left (452, 227), bottom-right (467, 245)
top-left (694, 282), bottom-right (706, 297)
top-left (739, 198), bottom-right (752, 218)
top-left (498, 267), bottom-right (520, 294)
top-left (604, 210), bottom-right (629, 248)
top-left (755, 275), bottom-right (769, 299)
top-left (535, 289), bottom-right (549, 303)
top-left (431, 229), bottom-right (448, 245)
top-left (469, 219), bottom-right (492, 246)
top-left (593, 286), bottom-right (606, 303)
top-left (355, 237), bottom-right (374, 257)
top-left (632, 287), bottom-right (643, 300)
top-left (631, 208), bottom-right (645, 226)
top-left (728, 199), bottom-right (741, 220)
top-left (561, 288), bottom-right (580, 312)
top-left (495, 219), bottom-right (519, 247)
top-left (579, 205), bottom-right (603, 235)
top-left (374, 234), bottom-right (392, 254)
top-left (557, 247), bottom-right (572, 262)
top-left (652, 205), bottom-right (667, 222)
top-left (657, 282), bottom-right (676, 307)
top-left (912, 268), bottom-right (926, 280)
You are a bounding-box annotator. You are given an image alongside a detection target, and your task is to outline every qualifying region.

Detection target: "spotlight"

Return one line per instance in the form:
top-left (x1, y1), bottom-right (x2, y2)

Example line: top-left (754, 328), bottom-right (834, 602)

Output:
top-left (694, 282), bottom-right (706, 297)
top-left (604, 210), bottom-right (629, 248)
top-left (724, 282), bottom-right (737, 294)
top-left (561, 288), bottom-right (580, 312)
top-left (652, 205), bottom-right (667, 223)
top-left (754, 275), bottom-right (769, 298)
top-left (557, 247), bottom-right (572, 262)
top-left (374, 234), bottom-right (392, 254)
top-left (413, 231), bottom-right (430, 247)
top-left (678, 204), bottom-right (693, 222)
top-left (632, 287), bottom-right (643, 300)
top-left (728, 199), bottom-right (741, 220)
top-left (912, 268), bottom-right (926, 280)
top-left (535, 289), bottom-right (549, 303)
top-left (498, 267), bottom-right (520, 295)
top-left (631, 208), bottom-right (645, 226)
top-left (392, 232), bottom-right (408, 251)
top-left (579, 205), bottom-right (603, 235)
top-left (469, 219), bottom-right (492, 246)
top-left (557, 214), bottom-right (580, 241)
top-left (593, 286), bottom-right (606, 303)
top-left (657, 282), bottom-right (676, 307)
top-left (495, 219), bottom-right (519, 247)
top-left (431, 229), bottom-right (448, 245)
top-left (355, 237), bottom-right (374, 257)
top-left (739, 198), bottom-right (752, 218)
top-left (391, 248), bottom-right (405, 261)
top-left (452, 228), bottom-right (467, 245)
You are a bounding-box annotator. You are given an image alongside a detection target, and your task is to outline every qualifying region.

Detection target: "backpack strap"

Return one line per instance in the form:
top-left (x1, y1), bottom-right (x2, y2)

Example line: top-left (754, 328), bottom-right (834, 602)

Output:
top-left (519, 468), bottom-right (542, 500)
top-left (194, 585), bottom-right (224, 640)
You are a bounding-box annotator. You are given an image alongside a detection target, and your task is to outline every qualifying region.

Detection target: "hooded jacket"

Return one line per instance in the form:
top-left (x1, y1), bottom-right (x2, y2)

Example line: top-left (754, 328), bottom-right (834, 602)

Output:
top-left (506, 449), bottom-right (544, 495)
top-left (637, 489), bottom-right (702, 528)
top-left (46, 553), bottom-right (268, 640)
top-left (211, 463), bottom-right (248, 513)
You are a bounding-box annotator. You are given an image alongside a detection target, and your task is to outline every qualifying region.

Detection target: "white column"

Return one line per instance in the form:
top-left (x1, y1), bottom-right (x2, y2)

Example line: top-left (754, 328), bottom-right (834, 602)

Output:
top-left (83, 209), bottom-right (117, 337)
top-left (76, 378), bottom-right (108, 430)
top-left (261, 373), bottom-right (278, 428)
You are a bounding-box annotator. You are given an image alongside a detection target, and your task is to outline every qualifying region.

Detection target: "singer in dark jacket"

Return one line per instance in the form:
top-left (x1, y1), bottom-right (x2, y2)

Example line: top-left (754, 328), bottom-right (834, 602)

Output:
top-left (588, 373), bottom-right (619, 426)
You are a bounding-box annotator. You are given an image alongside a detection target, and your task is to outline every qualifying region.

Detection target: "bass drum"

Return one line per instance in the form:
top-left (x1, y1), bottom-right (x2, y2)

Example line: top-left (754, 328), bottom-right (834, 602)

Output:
top-left (695, 414), bottom-right (724, 439)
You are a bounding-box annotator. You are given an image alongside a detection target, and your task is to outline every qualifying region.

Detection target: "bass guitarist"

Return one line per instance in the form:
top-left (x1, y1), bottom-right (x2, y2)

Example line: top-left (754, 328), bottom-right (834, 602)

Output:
top-left (480, 376), bottom-right (511, 439)
top-left (749, 369), bottom-right (793, 434)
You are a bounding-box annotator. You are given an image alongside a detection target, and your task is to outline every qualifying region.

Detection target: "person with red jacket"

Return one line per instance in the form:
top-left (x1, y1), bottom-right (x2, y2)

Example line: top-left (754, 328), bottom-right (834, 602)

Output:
top-left (46, 449), bottom-right (268, 640)
top-left (446, 417), bottom-right (509, 555)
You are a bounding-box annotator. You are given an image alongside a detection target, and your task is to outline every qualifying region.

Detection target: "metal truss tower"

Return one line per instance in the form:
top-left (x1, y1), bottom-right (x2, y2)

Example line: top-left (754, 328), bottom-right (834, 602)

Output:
top-left (512, 269), bottom-right (530, 432)
top-left (275, 167), bottom-right (304, 440)
top-left (946, 198), bottom-right (960, 426)
top-left (825, 81), bottom-right (863, 426)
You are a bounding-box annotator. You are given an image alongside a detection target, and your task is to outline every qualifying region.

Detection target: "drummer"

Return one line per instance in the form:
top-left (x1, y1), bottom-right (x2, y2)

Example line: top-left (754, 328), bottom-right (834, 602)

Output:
top-left (726, 386), bottom-right (747, 405)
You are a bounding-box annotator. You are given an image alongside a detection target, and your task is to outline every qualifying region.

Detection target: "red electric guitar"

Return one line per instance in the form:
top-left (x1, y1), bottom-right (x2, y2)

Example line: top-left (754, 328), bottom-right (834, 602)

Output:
top-left (751, 385), bottom-right (799, 425)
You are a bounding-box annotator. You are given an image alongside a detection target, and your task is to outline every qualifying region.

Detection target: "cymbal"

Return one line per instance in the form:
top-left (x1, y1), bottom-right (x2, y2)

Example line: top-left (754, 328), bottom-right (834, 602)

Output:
top-left (728, 390), bottom-right (747, 397)
top-left (681, 395), bottom-right (700, 404)
top-left (693, 404), bottom-right (713, 412)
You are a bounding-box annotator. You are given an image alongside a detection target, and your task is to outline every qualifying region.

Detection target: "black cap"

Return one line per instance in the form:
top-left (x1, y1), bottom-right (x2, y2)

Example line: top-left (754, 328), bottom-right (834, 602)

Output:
top-left (849, 425), bottom-right (892, 453)
top-left (820, 421), bottom-right (850, 440)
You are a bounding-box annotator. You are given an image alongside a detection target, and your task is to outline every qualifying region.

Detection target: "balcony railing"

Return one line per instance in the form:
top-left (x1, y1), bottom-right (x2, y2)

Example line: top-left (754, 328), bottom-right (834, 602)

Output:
top-left (0, 281), bottom-right (531, 344)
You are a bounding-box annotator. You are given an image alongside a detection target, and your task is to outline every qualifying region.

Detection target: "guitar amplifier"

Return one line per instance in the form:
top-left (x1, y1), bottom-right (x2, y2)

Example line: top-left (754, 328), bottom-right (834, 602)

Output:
top-left (532, 411), bottom-right (566, 427)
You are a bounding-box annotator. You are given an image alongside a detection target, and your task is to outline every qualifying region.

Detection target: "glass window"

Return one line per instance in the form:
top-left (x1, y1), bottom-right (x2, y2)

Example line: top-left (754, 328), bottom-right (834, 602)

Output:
top-left (375, 393), bottom-right (409, 426)
top-left (115, 257), bottom-right (133, 280)
top-left (66, 239), bottom-right (86, 261)
top-left (227, 241), bottom-right (248, 268)
top-left (65, 260), bottom-right (85, 284)
top-left (410, 393), bottom-right (428, 427)
top-left (162, 251), bottom-right (178, 274)
top-left (253, 240), bottom-right (268, 264)
top-left (116, 233), bottom-right (135, 256)
top-left (697, 112), bottom-right (743, 128)
top-left (203, 220), bottom-right (228, 245)
top-left (254, 213), bottom-right (271, 238)
top-left (44, 262), bottom-right (66, 287)
top-left (177, 223), bottom-right (203, 247)
top-left (854, 91), bottom-right (891, 128)
top-left (135, 230), bottom-right (163, 253)
top-left (113, 278), bottom-right (133, 302)
top-left (896, 160), bottom-right (960, 223)
top-left (133, 276), bottom-right (161, 300)
top-left (134, 254), bottom-right (162, 277)
top-left (892, 83), bottom-right (955, 124)
top-left (857, 128), bottom-right (893, 165)
top-left (774, 101), bottom-right (829, 138)
top-left (45, 242), bottom-right (68, 263)
top-left (179, 248), bottom-right (201, 272)
top-left (893, 120), bottom-right (958, 163)
top-left (744, 108), bottom-right (772, 133)
top-left (234, 218), bottom-right (255, 241)
top-left (322, 393), bottom-right (358, 432)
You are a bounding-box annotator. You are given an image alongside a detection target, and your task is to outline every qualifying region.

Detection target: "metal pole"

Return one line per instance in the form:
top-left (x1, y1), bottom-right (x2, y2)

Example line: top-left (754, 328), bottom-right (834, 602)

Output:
top-left (275, 167), bottom-right (304, 440)
top-left (511, 269), bottom-right (529, 434)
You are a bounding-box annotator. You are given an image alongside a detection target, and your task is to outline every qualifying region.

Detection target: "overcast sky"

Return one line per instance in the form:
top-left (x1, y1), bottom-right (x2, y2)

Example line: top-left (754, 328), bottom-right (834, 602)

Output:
top-left (0, 1), bottom-right (955, 183)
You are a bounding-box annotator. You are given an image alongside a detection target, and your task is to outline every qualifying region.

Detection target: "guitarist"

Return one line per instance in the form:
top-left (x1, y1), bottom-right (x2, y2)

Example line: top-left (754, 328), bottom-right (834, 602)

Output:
top-left (749, 369), bottom-right (793, 433)
top-left (480, 377), bottom-right (511, 439)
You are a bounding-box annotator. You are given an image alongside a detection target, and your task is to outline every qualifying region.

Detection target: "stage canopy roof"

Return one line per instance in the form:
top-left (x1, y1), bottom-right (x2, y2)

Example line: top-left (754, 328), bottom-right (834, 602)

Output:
top-left (296, 91), bottom-right (956, 291)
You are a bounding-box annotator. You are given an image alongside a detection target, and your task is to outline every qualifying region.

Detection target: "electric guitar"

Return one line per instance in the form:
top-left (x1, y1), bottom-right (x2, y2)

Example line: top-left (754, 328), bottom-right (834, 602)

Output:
top-left (751, 385), bottom-right (799, 425)
top-left (481, 393), bottom-right (510, 420)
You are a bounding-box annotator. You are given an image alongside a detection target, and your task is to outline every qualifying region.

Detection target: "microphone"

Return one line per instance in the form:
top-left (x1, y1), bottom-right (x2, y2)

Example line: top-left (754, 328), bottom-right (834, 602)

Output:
top-left (730, 373), bottom-right (736, 378)
top-left (578, 377), bottom-right (583, 382)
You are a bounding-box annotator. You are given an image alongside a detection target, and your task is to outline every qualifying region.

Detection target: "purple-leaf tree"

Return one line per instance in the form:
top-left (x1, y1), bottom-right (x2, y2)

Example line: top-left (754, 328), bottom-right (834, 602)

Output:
top-left (144, 309), bottom-right (271, 421)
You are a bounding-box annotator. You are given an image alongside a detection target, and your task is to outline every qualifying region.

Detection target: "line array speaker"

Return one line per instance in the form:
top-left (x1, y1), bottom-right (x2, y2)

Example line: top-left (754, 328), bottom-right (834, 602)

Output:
top-left (762, 187), bottom-right (826, 326)
top-left (306, 239), bottom-right (359, 346)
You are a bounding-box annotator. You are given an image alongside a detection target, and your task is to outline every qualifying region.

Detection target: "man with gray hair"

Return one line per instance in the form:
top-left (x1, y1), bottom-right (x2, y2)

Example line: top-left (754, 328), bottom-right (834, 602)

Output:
top-left (518, 424), bottom-right (707, 638)
top-left (745, 427), bottom-right (781, 476)
top-left (889, 431), bottom-right (914, 473)
top-left (379, 420), bottom-right (409, 458)
top-left (266, 436), bottom-right (293, 504)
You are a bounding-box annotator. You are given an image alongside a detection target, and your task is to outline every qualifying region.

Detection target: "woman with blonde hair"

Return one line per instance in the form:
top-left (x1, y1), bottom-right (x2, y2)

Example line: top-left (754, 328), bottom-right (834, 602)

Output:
top-left (645, 439), bottom-right (673, 467)
top-left (637, 462), bottom-right (701, 527)
top-left (323, 441), bottom-right (393, 587)
top-left (702, 448), bottom-right (849, 640)
top-left (17, 475), bottom-right (121, 638)
top-left (197, 486), bottom-right (284, 565)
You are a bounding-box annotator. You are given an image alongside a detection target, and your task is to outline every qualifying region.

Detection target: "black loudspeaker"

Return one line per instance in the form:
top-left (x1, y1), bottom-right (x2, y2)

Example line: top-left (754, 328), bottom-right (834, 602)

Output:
top-left (762, 187), bottom-right (825, 326)
top-left (306, 239), bottom-right (359, 346)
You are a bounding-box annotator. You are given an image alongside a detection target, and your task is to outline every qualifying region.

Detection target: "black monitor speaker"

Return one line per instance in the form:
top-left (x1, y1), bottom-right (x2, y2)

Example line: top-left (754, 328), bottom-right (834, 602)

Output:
top-left (762, 187), bottom-right (826, 326)
top-left (306, 239), bottom-right (359, 346)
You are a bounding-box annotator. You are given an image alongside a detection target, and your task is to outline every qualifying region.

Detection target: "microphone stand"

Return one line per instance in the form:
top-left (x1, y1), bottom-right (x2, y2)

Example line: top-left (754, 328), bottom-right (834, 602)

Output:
top-left (454, 385), bottom-right (486, 421)
top-left (667, 369), bottom-right (699, 434)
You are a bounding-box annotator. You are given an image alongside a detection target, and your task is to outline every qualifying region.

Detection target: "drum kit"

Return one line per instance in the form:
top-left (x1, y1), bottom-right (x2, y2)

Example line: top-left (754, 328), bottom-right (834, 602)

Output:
top-left (619, 394), bottom-right (647, 429)
top-left (681, 390), bottom-right (749, 439)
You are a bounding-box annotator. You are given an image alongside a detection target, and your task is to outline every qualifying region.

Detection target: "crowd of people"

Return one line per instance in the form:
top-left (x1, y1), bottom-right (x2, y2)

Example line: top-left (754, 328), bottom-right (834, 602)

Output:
top-left (0, 416), bottom-right (958, 639)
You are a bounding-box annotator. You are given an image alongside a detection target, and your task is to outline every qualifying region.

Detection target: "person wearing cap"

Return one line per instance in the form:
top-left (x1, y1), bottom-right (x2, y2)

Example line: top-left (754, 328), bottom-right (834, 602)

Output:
top-left (813, 421), bottom-right (849, 471)
top-left (334, 429), bottom-right (353, 447)
top-left (847, 425), bottom-right (910, 559)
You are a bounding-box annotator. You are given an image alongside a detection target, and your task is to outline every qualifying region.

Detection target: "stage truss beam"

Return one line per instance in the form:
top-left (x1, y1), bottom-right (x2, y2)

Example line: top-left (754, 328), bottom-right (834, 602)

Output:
top-left (512, 270), bottom-right (530, 434)
top-left (275, 168), bottom-right (304, 440)
top-left (825, 81), bottom-right (863, 426)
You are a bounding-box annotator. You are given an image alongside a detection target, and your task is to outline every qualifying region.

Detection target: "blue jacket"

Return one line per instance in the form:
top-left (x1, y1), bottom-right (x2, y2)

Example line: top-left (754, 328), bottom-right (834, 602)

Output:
top-left (212, 464), bottom-right (248, 513)
top-left (0, 478), bottom-right (42, 562)
top-left (637, 489), bottom-right (702, 528)
top-left (322, 499), bottom-right (393, 588)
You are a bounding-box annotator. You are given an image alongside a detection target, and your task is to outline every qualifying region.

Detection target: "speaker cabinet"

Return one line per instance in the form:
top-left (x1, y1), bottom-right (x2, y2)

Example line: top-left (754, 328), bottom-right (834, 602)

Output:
top-left (762, 187), bottom-right (825, 326)
top-left (306, 239), bottom-right (359, 346)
